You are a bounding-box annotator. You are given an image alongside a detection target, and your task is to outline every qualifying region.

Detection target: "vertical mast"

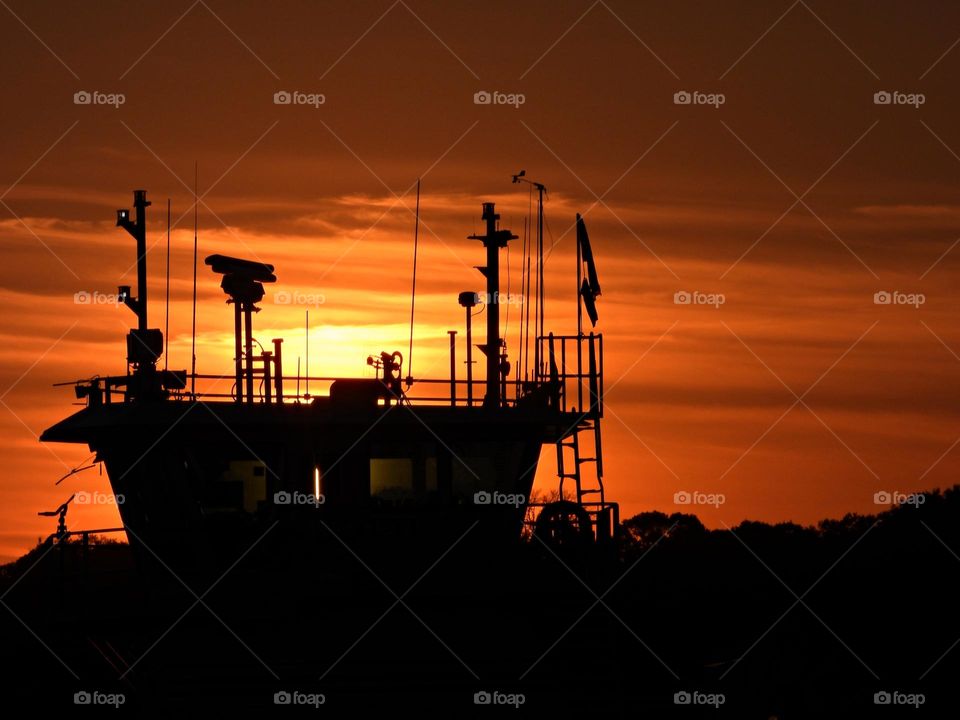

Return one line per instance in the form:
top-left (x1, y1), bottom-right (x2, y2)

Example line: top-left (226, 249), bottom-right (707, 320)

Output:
top-left (115, 189), bottom-right (151, 332)
top-left (135, 190), bottom-right (149, 331)
top-left (116, 190), bottom-right (151, 331)
top-left (468, 203), bottom-right (517, 408)
top-left (116, 190), bottom-right (165, 398)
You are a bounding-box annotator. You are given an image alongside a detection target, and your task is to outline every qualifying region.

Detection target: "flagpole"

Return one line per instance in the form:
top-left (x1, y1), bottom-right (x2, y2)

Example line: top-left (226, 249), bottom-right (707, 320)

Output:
top-left (576, 213), bottom-right (584, 411)
top-left (576, 213), bottom-right (583, 339)
top-left (538, 183), bottom-right (544, 378)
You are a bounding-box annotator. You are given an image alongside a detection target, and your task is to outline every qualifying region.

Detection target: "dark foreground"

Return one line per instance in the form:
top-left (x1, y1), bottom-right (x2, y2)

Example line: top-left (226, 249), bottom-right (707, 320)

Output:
top-left (3, 488), bottom-right (959, 717)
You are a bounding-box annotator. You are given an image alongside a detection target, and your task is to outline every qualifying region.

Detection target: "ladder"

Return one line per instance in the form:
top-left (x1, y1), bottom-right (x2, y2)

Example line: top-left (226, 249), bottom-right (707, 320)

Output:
top-left (556, 415), bottom-right (604, 505)
top-left (542, 333), bottom-right (605, 505)
top-left (529, 332), bottom-right (618, 546)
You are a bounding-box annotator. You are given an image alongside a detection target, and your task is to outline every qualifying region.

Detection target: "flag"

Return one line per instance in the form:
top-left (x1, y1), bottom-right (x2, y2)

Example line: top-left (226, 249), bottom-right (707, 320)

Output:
top-left (580, 279), bottom-right (599, 327)
top-left (577, 214), bottom-right (601, 298)
top-left (577, 214), bottom-right (601, 326)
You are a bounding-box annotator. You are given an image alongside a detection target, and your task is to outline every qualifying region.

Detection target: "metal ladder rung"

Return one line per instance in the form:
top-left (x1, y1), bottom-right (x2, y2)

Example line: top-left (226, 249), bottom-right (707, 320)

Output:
top-left (577, 457), bottom-right (596, 463)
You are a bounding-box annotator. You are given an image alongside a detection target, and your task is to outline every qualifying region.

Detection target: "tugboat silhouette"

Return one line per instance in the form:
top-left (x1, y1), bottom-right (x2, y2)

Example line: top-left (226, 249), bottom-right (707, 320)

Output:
top-left (41, 180), bottom-right (615, 576)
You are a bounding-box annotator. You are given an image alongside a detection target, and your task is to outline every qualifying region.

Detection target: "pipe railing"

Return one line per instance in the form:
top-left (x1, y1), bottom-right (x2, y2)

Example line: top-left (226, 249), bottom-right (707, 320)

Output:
top-left (65, 333), bottom-right (603, 413)
top-left (72, 373), bottom-right (535, 409)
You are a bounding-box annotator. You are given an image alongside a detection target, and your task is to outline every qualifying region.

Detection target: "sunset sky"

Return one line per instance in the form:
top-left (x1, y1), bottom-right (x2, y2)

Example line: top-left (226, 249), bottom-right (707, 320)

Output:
top-left (2, 1), bottom-right (960, 561)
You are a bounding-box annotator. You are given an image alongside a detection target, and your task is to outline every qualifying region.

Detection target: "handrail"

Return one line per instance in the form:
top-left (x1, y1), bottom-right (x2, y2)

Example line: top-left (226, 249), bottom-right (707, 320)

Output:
top-left (536, 333), bottom-right (604, 417)
top-left (61, 332), bottom-right (603, 414)
top-left (67, 374), bottom-right (538, 409)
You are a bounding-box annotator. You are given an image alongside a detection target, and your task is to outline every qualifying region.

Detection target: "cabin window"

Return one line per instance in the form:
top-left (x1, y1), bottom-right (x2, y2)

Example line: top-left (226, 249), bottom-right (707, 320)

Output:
top-left (213, 460), bottom-right (267, 513)
top-left (370, 458), bottom-right (414, 499)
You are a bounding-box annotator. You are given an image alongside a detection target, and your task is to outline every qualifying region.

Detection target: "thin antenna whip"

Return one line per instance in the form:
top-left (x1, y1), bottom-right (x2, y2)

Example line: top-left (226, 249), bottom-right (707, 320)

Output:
top-left (165, 198), bottom-right (171, 371)
top-left (305, 310), bottom-right (310, 398)
top-left (191, 163), bottom-right (198, 397)
top-left (406, 178), bottom-right (421, 386)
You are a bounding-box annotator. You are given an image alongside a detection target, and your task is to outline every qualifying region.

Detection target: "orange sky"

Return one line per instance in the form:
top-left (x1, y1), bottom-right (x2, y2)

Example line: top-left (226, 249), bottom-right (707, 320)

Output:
top-left (2, 1), bottom-right (960, 561)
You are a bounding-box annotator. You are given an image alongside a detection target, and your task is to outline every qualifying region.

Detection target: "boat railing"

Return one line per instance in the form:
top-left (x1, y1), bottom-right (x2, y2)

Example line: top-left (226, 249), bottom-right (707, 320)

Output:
top-left (64, 332), bottom-right (602, 414)
top-left (67, 373), bottom-right (540, 409)
top-left (536, 333), bottom-right (604, 418)
top-left (35, 527), bottom-right (130, 585)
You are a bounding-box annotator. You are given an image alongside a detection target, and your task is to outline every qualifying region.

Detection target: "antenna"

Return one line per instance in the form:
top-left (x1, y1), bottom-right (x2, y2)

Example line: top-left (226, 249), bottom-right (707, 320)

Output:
top-left (304, 310), bottom-right (310, 399)
top-left (406, 178), bottom-right (421, 387)
top-left (164, 198), bottom-right (171, 371)
top-left (191, 163), bottom-right (199, 398)
top-left (517, 210), bottom-right (526, 395)
top-left (55, 453), bottom-right (97, 486)
top-left (38, 493), bottom-right (76, 540)
top-left (38, 493), bottom-right (76, 517)
top-left (537, 183), bottom-right (545, 377)
top-left (523, 188), bottom-right (532, 385)
top-left (512, 172), bottom-right (545, 378)
top-left (524, 234), bottom-right (531, 384)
